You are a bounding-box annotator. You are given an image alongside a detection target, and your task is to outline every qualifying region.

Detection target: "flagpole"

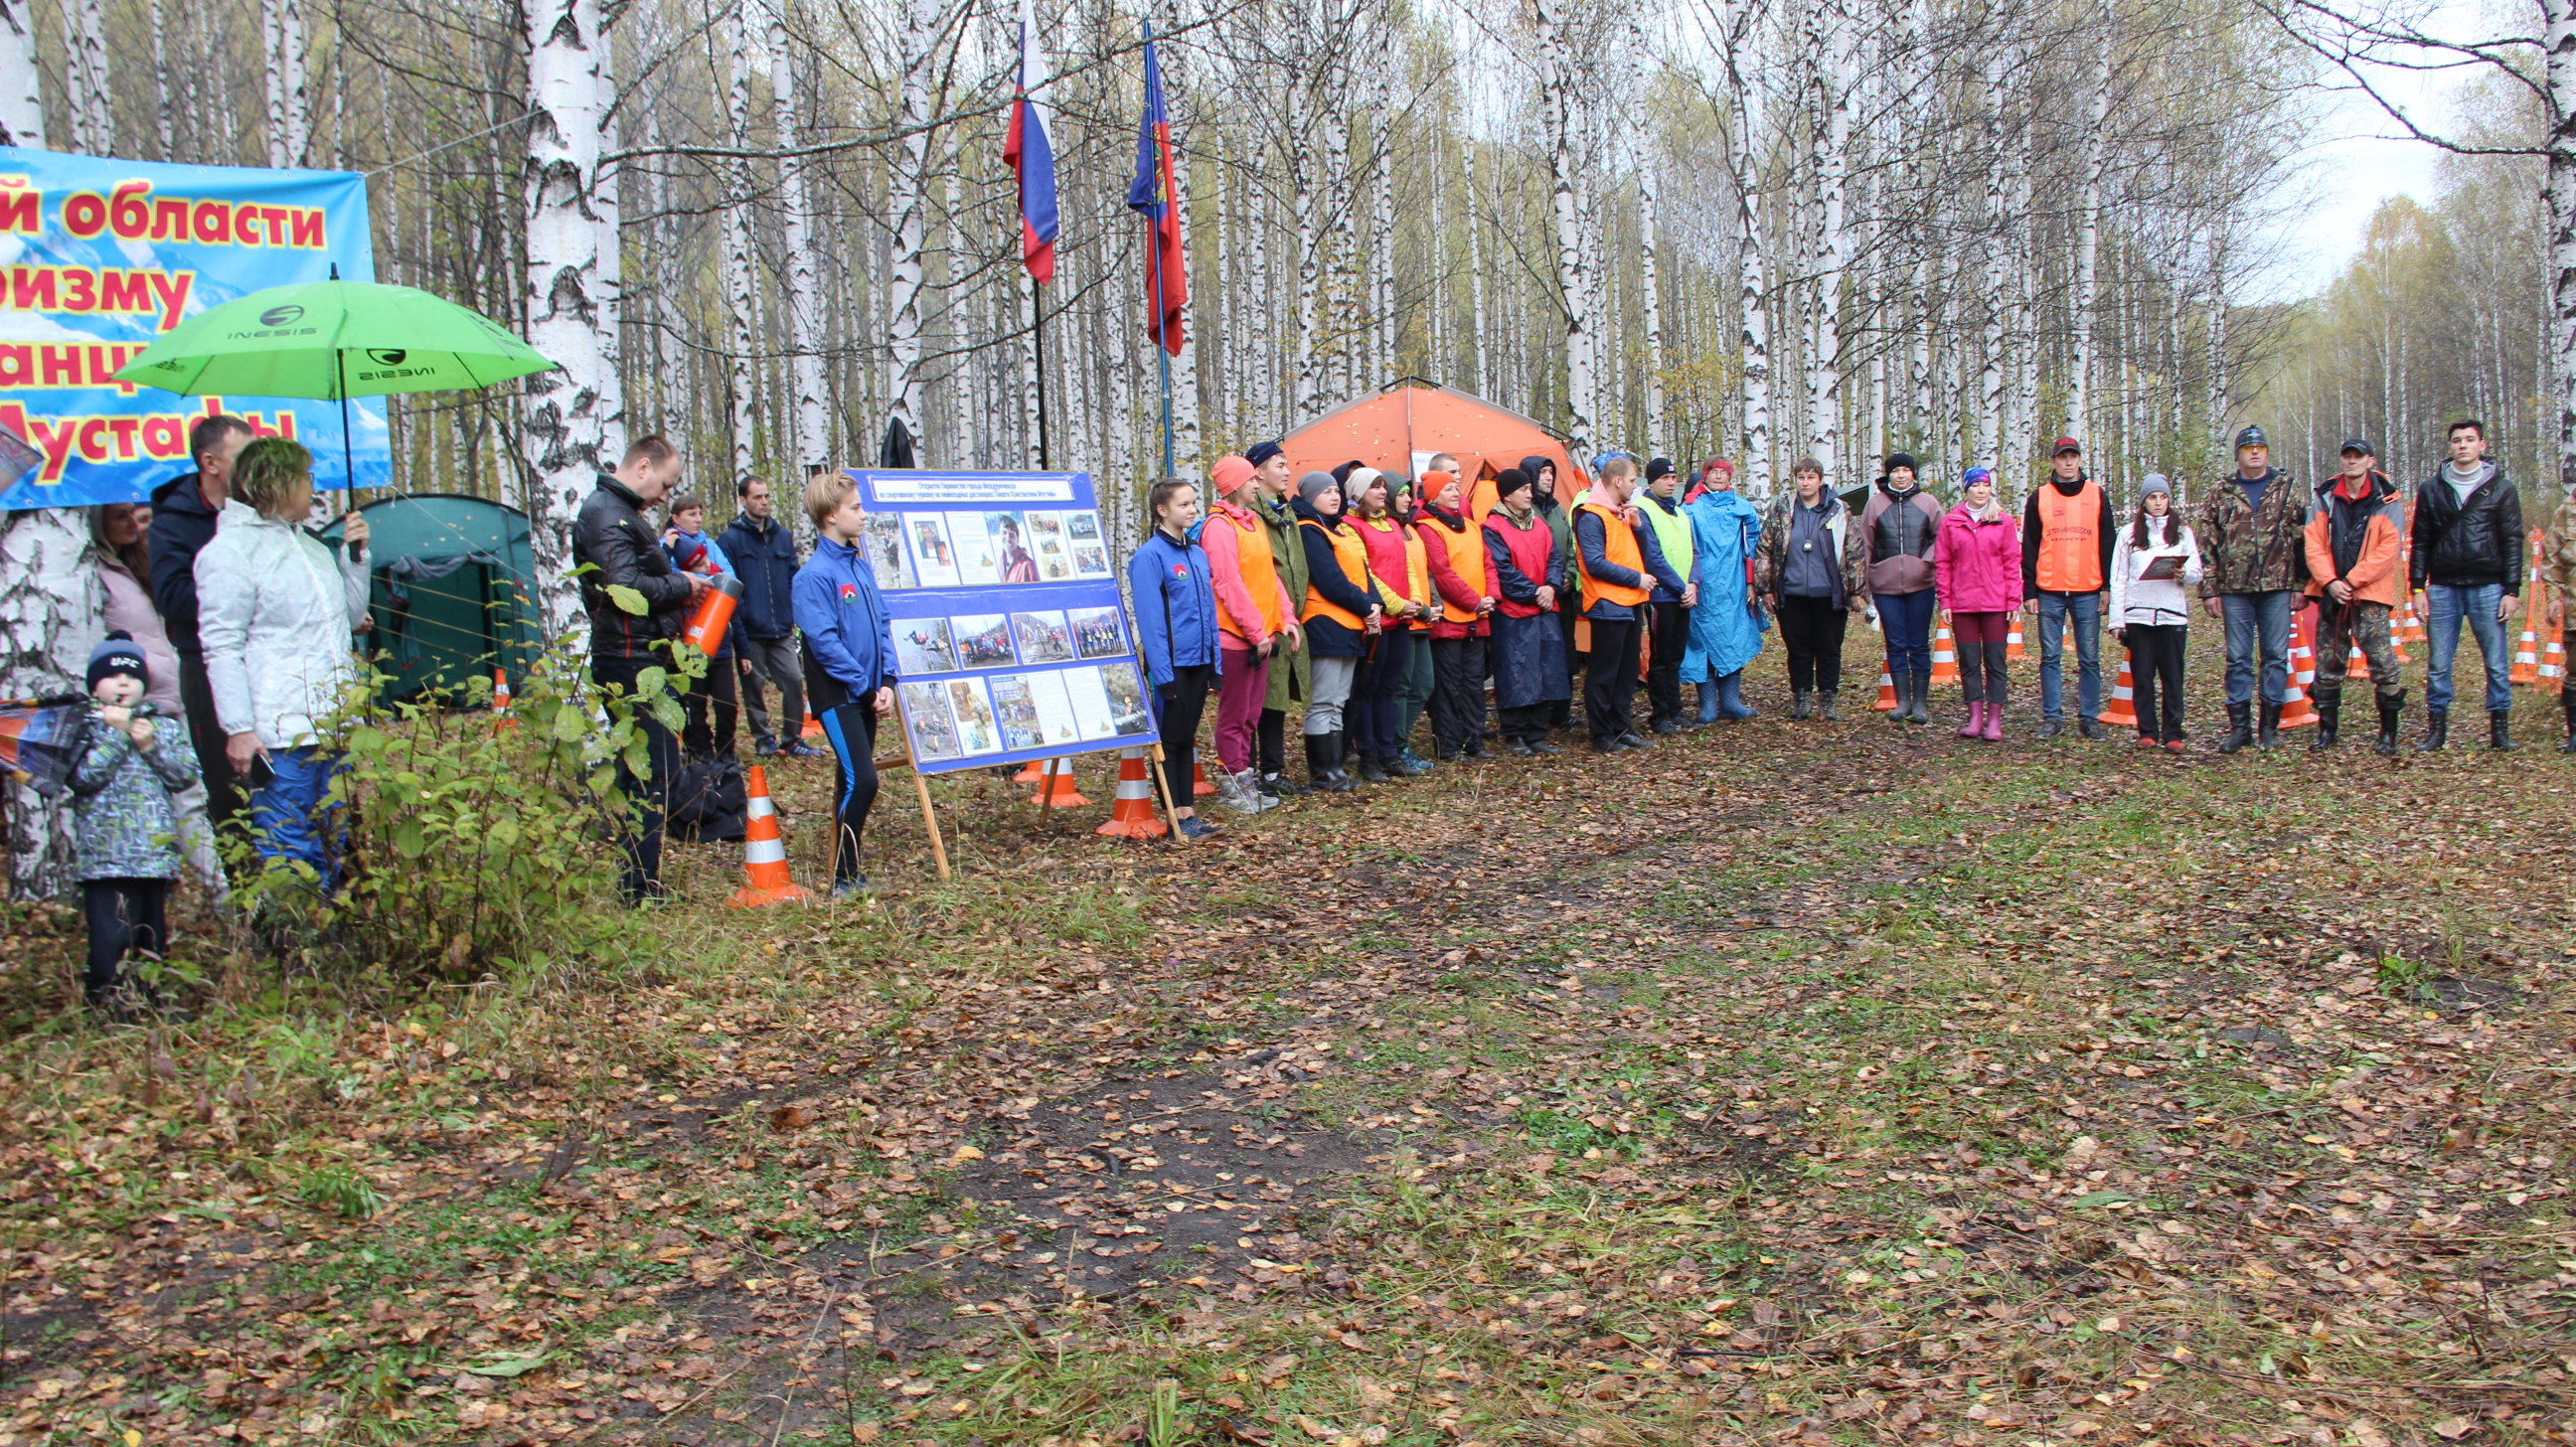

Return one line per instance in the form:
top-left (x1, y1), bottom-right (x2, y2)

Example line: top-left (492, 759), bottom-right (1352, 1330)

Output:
top-left (1032, 280), bottom-right (1050, 471)
top-left (1155, 254), bottom-right (1174, 478)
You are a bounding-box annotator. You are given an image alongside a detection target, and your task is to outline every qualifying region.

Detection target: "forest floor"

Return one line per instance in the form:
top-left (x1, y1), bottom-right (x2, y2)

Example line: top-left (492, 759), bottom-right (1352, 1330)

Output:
top-left (3, 648), bottom-right (2574, 1447)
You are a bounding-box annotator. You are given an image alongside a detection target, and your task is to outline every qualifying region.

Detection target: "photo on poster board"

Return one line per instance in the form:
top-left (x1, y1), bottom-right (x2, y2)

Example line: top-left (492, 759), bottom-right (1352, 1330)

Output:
top-left (1062, 665), bottom-right (1117, 740)
top-left (905, 514), bottom-right (961, 587)
top-left (946, 679), bottom-right (1002, 755)
top-left (988, 673), bottom-right (1046, 751)
top-left (1010, 610), bottom-right (1076, 665)
top-left (897, 681), bottom-right (963, 761)
top-left (893, 617), bottom-right (958, 677)
top-left (865, 513), bottom-right (918, 590)
top-left (1070, 545), bottom-right (1110, 578)
top-left (1069, 606), bottom-right (1127, 661)
top-left (984, 511), bottom-right (1042, 583)
top-left (1099, 662), bottom-right (1153, 736)
top-left (1022, 669), bottom-right (1082, 746)
top-left (952, 613), bottom-right (1016, 668)
top-left (1027, 512), bottom-right (1072, 580)
top-left (1064, 510), bottom-right (1102, 544)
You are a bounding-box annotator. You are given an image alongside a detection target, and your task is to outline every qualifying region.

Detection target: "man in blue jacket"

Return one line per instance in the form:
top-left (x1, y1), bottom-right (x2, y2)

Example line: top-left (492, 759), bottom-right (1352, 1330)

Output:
top-left (791, 470), bottom-right (897, 895)
top-left (718, 476), bottom-right (816, 757)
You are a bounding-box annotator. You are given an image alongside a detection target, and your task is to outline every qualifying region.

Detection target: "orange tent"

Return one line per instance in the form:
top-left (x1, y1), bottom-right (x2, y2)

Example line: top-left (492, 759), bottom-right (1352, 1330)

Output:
top-left (1278, 381), bottom-right (1590, 524)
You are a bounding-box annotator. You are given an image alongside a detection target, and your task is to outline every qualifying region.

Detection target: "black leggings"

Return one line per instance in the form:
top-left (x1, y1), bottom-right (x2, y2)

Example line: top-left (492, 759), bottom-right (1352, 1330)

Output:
top-left (82, 878), bottom-right (168, 1008)
top-left (1156, 664), bottom-right (1214, 805)
top-left (818, 702), bottom-right (882, 885)
top-left (2126, 623), bottom-right (2187, 740)
top-left (1776, 594), bottom-right (1848, 693)
top-left (683, 654), bottom-right (739, 756)
top-left (1428, 634), bottom-right (1490, 755)
top-left (1258, 707), bottom-right (1288, 777)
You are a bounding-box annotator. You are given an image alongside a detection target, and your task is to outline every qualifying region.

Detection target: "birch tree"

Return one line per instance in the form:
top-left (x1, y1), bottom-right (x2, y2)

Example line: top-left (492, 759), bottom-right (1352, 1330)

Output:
top-left (0, 0), bottom-right (41, 147)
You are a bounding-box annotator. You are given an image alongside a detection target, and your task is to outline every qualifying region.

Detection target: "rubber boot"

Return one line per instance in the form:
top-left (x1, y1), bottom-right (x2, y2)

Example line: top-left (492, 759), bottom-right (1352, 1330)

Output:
top-left (2310, 684), bottom-right (2341, 750)
top-left (2561, 693), bottom-right (2576, 754)
top-left (1910, 671), bottom-right (1935, 724)
top-left (1818, 690), bottom-right (1839, 721)
top-left (1790, 690), bottom-right (1814, 721)
top-left (2257, 700), bottom-right (2283, 749)
top-left (2416, 709), bottom-right (2448, 752)
top-left (2374, 691), bottom-right (2404, 756)
top-left (2216, 701), bottom-right (2253, 753)
top-left (2490, 711), bottom-right (2518, 751)
top-left (1958, 700), bottom-right (1985, 738)
top-left (1697, 683), bottom-right (1720, 726)
top-left (1305, 734), bottom-right (1354, 792)
top-left (1356, 752), bottom-right (1392, 784)
top-left (1886, 670), bottom-right (1912, 725)
top-left (1718, 671), bottom-right (1757, 721)
top-left (1980, 694), bottom-right (2006, 741)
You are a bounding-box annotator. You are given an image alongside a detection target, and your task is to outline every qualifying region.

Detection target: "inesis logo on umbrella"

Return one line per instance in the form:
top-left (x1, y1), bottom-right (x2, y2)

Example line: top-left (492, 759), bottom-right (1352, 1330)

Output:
top-left (228, 302), bottom-right (318, 338)
top-left (356, 347), bottom-right (433, 384)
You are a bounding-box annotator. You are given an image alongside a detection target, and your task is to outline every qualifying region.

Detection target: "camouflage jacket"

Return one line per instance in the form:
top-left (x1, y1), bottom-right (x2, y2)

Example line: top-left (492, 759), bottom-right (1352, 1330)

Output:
top-left (2195, 469), bottom-right (2310, 597)
top-left (2542, 505), bottom-right (2576, 598)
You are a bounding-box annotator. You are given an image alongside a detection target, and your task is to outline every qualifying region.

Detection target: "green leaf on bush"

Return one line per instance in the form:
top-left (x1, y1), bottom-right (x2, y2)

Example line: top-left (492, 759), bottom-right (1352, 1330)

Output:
top-left (606, 583), bottom-right (649, 615)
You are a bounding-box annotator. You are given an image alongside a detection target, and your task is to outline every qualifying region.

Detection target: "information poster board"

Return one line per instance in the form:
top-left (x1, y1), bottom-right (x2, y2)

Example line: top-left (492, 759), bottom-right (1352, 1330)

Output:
top-left (0, 149), bottom-right (387, 508)
top-left (852, 468), bottom-right (1152, 776)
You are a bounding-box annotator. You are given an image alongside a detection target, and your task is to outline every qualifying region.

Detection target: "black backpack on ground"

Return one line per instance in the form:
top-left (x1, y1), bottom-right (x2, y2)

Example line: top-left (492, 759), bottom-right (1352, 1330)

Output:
top-left (666, 753), bottom-right (748, 843)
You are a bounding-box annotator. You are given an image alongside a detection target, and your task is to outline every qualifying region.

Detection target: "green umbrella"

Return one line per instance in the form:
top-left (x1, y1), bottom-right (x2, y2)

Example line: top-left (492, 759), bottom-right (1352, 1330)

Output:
top-left (112, 270), bottom-right (555, 488)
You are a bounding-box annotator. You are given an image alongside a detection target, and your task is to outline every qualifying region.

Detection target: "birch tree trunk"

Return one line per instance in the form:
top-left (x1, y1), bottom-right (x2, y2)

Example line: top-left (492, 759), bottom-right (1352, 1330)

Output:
top-left (1728, 21), bottom-right (1771, 497)
top-left (0, 0), bottom-right (40, 148)
top-left (1638, 139), bottom-right (1666, 459)
top-left (62, 0), bottom-right (108, 154)
top-left (2071, 34), bottom-right (2107, 441)
top-left (723, 23), bottom-right (757, 484)
top-left (1289, 66), bottom-right (1323, 419)
top-left (264, 0), bottom-right (310, 167)
top-left (521, 0), bottom-right (619, 640)
top-left (2205, 231), bottom-right (2230, 459)
top-left (2550, 0), bottom-right (2576, 493)
top-left (1464, 140), bottom-right (1489, 398)
top-left (1534, 0), bottom-right (1594, 456)
top-left (1806, 2), bottom-right (1851, 476)
top-left (1161, 1), bottom-right (1204, 467)
top-left (772, 11), bottom-right (831, 469)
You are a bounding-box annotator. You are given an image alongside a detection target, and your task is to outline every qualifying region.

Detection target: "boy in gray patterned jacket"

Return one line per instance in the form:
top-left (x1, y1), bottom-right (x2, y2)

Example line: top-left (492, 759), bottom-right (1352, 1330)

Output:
top-left (69, 632), bottom-right (200, 1015)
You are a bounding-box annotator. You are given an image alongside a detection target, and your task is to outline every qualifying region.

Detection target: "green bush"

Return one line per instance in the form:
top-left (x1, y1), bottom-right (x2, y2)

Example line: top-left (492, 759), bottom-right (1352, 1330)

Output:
top-left (231, 637), bottom-right (697, 988)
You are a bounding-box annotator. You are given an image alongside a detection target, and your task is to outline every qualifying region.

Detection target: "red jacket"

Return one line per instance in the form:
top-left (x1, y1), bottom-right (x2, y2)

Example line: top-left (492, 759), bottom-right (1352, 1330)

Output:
top-left (1934, 501), bottom-right (2023, 614)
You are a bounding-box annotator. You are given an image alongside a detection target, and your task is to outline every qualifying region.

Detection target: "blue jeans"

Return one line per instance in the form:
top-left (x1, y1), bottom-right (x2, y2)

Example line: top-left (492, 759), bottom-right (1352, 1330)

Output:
top-left (1879, 589), bottom-right (1936, 677)
top-left (2424, 582), bottom-right (2512, 714)
top-left (2219, 590), bottom-right (2296, 706)
top-left (247, 746), bottom-right (345, 890)
top-left (2035, 591), bottom-right (2103, 721)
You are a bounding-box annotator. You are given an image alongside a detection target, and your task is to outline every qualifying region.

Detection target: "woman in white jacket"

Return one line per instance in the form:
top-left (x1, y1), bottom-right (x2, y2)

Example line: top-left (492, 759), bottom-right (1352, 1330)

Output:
top-left (2107, 474), bottom-right (2203, 752)
top-left (193, 439), bottom-right (370, 883)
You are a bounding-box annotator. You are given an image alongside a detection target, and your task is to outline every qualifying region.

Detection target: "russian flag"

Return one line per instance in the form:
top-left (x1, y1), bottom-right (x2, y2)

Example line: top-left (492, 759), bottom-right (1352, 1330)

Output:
top-left (1002, 0), bottom-right (1057, 284)
top-left (1126, 22), bottom-right (1187, 356)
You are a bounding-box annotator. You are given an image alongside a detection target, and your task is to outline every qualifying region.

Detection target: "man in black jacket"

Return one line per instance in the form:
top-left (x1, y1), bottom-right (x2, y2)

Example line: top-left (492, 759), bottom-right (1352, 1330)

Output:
top-left (2409, 418), bottom-right (2524, 751)
top-left (717, 475), bottom-right (816, 757)
top-left (145, 413), bottom-right (252, 837)
top-left (576, 435), bottom-right (710, 901)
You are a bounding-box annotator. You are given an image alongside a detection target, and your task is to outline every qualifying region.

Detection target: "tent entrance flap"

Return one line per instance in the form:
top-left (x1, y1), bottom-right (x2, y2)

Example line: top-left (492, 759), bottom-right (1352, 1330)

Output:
top-left (322, 493), bottom-right (541, 704)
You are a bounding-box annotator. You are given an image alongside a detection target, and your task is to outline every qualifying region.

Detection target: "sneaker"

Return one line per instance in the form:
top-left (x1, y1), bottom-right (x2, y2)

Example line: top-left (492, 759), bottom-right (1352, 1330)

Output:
top-left (1215, 769), bottom-right (1264, 815)
top-left (1177, 814), bottom-right (1225, 842)
top-left (783, 741), bottom-right (825, 758)
top-left (1528, 739), bottom-right (1562, 756)
top-left (2134, 734), bottom-right (2161, 749)
top-left (2077, 718), bottom-right (2106, 741)
top-left (2035, 719), bottom-right (2065, 741)
top-left (1505, 738), bottom-right (1534, 756)
top-left (1653, 719), bottom-right (1682, 735)
top-left (831, 876), bottom-right (872, 898)
top-left (1617, 731), bottom-right (1655, 749)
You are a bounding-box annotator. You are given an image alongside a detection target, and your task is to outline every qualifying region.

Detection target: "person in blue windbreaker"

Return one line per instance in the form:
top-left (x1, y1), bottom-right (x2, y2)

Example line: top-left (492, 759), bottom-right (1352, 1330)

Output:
top-left (1128, 477), bottom-right (1225, 842)
top-left (663, 493), bottom-right (741, 756)
top-left (790, 471), bottom-right (897, 894)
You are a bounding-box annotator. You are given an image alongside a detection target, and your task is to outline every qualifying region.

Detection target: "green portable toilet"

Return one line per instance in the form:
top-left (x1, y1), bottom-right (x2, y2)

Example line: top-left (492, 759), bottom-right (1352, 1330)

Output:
top-left (322, 494), bottom-right (541, 704)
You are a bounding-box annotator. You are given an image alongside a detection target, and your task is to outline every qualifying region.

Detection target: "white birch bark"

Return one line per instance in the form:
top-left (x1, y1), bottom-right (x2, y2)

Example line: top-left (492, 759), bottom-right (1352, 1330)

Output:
top-left (1979, 59), bottom-right (2008, 472)
top-left (1639, 138), bottom-right (1666, 458)
top-left (2205, 231), bottom-right (2230, 458)
top-left (1534, 0), bottom-right (1594, 455)
top-left (521, 0), bottom-right (619, 640)
top-left (148, 0), bottom-right (170, 158)
top-left (2550, 0), bottom-right (2576, 493)
top-left (62, 0), bottom-right (108, 155)
top-left (1289, 63), bottom-right (1323, 419)
top-left (0, 0), bottom-right (41, 148)
top-left (773, 10), bottom-right (832, 469)
top-left (263, 0), bottom-right (309, 167)
top-left (1727, 10), bottom-right (1771, 496)
top-left (723, 23), bottom-right (757, 484)
top-left (1806, 1), bottom-right (1851, 477)
top-left (1160, 1), bottom-right (1204, 467)
top-left (1464, 139), bottom-right (1489, 397)
top-left (2071, 34), bottom-right (2108, 442)
top-left (1370, 104), bottom-right (1395, 388)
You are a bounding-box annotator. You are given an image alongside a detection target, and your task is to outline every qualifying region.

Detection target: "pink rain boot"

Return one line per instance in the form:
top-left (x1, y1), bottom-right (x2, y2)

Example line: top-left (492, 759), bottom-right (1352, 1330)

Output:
top-left (1958, 701), bottom-right (1984, 738)
top-left (1980, 698), bottom-right (2006, 741)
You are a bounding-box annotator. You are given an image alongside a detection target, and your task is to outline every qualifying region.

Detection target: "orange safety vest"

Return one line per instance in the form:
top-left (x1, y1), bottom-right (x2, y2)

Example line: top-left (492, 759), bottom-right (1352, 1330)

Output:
top-left (1403, 525), bottom-right (1431, 628)
top-left (1575, 500), bottom-right (1653, 609)
top-left (1299, 516), bottom-right (1373, 630)
top-left (1430, 519), bottom-right (1491, 625)
top-left (2034, 479), bottom-right (2106, 593)
top-left (1211, 505), bottom-right (1285, 640)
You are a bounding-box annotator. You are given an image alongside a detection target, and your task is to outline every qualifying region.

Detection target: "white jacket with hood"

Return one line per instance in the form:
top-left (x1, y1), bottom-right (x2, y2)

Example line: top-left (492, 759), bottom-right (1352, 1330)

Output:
top-left (195, 499), bottom-right (370, 748)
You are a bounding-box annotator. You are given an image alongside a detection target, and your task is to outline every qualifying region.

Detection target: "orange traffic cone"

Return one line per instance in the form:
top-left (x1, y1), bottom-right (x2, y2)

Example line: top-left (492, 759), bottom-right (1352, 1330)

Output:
top-left (2006, 615), bottom-right (2025, 661)
top-left (801, 713), bottom-right (823, 740)
top-left (1095, 747), bottom-right (1169, 839)
top-left (2098, 658), bottom-right (2138, 728)
top-left (725, 765), bottom-right (812, 907)
top-left (1929, 615), bottom-right (1960, 686)
top-left (1192, 761), bottom-right (1216, 797)
top-left (1012, 758), bottom-right (1047, 782)
top-left (2512, 602), bottom-right (2541, 684)
top-left (1873, 663), bottom-right (1899, 712)
top-left (1027, 757), bottom-right (1090, 805)
top-left (2540, 598), bottom-right (2567, 682)
top-left (491, 668), bottom-right (515, 728)
top-left (2277, 612), bottom-right (2319, 729)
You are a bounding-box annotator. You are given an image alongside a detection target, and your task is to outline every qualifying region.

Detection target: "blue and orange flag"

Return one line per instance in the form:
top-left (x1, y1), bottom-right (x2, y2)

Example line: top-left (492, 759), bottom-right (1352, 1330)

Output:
top-left (1003, 0), bottom-right (1058, 283)
top-left (1125, 22), bottom-right (1187, 356)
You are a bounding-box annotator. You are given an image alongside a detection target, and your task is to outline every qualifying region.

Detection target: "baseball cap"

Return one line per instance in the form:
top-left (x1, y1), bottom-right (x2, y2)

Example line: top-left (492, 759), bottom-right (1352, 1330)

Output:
top-left (2052, 436), bottom-right (2082, 455)
top-left (2338, 437), bottom-right (2374, 456)
top-left (2234, 425), bottom-right (2268, 451)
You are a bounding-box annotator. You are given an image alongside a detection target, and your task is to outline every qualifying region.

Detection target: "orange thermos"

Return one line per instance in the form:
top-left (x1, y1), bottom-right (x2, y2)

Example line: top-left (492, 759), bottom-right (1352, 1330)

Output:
top-left (682, 573), bottom-right (744, 655)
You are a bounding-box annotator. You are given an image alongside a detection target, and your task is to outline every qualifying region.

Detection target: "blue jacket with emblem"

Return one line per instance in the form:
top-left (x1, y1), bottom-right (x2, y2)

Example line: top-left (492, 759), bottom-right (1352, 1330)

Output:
top-left (792, 536), bottom-right (896, 711)
top-left (718, 512), bottom-right (802, 640)
top-left (1127, 529), bottom-right (1222, 687)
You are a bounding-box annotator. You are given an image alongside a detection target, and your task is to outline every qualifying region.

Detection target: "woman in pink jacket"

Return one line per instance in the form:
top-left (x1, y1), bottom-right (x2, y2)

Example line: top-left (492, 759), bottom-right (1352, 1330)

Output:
top-left (1934, 468), bottom-right (2022, 741)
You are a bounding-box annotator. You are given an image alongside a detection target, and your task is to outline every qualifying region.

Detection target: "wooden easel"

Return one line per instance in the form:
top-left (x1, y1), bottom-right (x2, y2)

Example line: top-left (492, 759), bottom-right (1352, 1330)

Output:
top-left (829, 700), bottom-right (953, 884)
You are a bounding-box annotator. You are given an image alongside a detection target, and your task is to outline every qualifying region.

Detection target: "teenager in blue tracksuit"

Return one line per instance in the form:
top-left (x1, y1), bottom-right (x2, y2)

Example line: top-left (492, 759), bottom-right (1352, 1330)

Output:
top-left (790, 472), bottom-right (897, 893)
top-left (1128, 478), bottom-right (1225, 841)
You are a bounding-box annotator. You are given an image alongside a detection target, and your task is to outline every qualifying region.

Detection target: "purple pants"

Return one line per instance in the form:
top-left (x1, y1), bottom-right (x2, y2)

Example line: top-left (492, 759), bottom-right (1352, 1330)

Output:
top-left (1216, 646), bottom-right (1269, 773)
